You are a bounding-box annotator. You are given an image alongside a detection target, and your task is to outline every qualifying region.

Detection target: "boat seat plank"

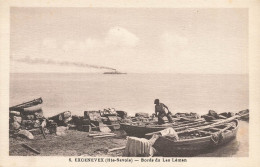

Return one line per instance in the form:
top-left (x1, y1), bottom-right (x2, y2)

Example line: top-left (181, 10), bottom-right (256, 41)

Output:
top-left (209, 127), bottom-right (222, 131)
top-left (198, 130), bottom-right (213, 135)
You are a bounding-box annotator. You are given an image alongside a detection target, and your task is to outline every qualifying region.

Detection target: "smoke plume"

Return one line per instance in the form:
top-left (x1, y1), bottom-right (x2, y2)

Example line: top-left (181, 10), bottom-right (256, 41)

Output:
top-left (14, 57), bottom-right (116, 71)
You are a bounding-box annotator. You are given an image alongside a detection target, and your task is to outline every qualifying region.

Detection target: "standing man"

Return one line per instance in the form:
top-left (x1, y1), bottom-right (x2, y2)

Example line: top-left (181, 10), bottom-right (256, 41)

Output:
top-left (154, 99), bottom-right (173, 124)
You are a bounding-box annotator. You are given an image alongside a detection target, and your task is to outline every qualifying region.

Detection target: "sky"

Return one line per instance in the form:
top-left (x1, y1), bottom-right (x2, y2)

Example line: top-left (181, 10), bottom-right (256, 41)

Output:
top-left (10, 8), bottom-right (248, 74)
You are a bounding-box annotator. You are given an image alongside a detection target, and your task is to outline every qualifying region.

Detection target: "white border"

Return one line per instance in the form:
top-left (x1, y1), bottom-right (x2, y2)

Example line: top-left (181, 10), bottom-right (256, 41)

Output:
top-left (1, 0), bottom-right (260, 167)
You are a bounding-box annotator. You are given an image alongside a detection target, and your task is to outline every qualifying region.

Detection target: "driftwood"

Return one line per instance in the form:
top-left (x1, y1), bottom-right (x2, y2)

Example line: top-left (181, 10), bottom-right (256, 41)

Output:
top-left (88, 132), bottom-right (114, 137)
top-left (22, 144), bottom-right (40, 154)
top-left (92, 134), bottom-right (116, 138)
top-left (108, 146), bottom-right (125, 152)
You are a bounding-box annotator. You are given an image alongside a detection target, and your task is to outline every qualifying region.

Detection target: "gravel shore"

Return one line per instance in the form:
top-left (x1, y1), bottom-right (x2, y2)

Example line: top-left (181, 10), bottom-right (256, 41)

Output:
top-left (9, 130), bottom-right (127, 156)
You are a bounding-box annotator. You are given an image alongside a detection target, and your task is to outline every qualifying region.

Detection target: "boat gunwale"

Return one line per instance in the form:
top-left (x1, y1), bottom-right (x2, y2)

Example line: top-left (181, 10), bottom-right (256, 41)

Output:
top-left (162, 119), bottom-right (239, 143)
top-left (120, 118), bottom-right (205, 129)
top-left (120, 123), bottom-right (171, 129)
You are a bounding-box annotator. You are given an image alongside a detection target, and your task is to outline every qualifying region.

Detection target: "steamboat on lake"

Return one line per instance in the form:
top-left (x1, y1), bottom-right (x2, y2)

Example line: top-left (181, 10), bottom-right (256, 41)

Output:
top-left (103, 69), bottom-right (127, 74)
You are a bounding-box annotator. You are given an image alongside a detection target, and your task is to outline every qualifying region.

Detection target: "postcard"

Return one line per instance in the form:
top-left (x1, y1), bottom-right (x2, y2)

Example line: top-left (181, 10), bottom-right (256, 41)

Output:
top-left (0, 0), bottom-right (260, 167)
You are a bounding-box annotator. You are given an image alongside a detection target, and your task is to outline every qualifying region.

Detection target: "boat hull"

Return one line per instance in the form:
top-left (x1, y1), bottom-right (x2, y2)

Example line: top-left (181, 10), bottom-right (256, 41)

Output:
top-left (153, 120), bottom-right (239, 156)
top-left (120, 123), bottom-right (168, 137)
top-left (120, 119), bottom-right (206, 137)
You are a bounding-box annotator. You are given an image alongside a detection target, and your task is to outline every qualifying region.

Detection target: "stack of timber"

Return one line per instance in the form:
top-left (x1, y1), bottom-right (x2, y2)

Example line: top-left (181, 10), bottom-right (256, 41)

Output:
top-left (130, 112), bottom-right (151, 123)
top-left (116, 110), bottom-right (128, 119)
top-left (68, 115), bottom-right (85, 131)
top-left (9, 98), bottom-right (48, 139)
top-left (84, 111), bottom-right (111, 132)
top-left (100, 108), bottom-right (120, 130)
top-left (48, 111), bottom-right (72, 126)
top-left (173, 112), bottom-right (200, 119)
top-left (151, 116), bottom-right (240, 156)
top-left (66, 109), bottom-right (123, 132)
top-left (201, 110), bottom-right (234, 121)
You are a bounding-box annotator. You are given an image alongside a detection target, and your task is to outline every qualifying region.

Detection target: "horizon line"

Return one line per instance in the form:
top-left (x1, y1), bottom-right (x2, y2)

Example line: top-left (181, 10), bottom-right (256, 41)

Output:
top-left (10, 72), bottom-right (249, 75)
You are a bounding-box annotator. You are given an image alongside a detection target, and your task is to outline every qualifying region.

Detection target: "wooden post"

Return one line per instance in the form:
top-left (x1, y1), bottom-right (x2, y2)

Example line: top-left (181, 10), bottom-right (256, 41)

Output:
top-left (22, 144), bottom-right (40, 154)
top-left (40, 126), bottom-right (46, 139)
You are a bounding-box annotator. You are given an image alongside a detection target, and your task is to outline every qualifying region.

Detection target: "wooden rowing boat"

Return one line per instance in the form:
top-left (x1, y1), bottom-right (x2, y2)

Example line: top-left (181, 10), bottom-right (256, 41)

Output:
top-left (152, 119), bottom-right (239, 156)
top-left (120, 118), bottom-right (208, 137)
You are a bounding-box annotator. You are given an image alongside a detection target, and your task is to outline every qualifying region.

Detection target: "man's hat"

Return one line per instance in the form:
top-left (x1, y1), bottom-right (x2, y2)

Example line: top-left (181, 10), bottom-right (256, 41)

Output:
top-left (154, 99), bottom-right (159, 104)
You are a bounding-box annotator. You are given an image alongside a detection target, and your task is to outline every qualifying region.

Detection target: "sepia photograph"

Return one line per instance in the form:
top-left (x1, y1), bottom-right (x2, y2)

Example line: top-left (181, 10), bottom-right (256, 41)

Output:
top-left (8, 7), bottom-right (250, 158)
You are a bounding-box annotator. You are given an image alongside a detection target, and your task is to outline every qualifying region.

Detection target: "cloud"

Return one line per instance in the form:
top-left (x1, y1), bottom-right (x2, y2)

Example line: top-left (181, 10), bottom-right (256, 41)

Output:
top-left (42, 38), bottom-right (57, 49)
top-left (63, 26), bottom-right (139, 55)
top-left (105, 26), bottom-right (139, 47)
top-left (58, 26), bottom-right (140, 69)
top-left (11, 27), bottom-right (140, 73)
top-left (62, 40), bottom-right (77, 52)
top-left (62, 26), bottom-right (139, 52)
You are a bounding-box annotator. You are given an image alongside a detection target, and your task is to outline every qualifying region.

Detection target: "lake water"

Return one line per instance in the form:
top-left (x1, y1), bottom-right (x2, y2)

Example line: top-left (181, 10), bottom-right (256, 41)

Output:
top-left (10, 73), bottom-right (249, 157)
top-left (10, 73), bottom-right (248, 117)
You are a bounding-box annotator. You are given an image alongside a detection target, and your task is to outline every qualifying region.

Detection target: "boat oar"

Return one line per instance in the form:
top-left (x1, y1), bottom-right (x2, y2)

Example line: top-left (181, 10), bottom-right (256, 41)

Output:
top-left (176, 116), bottom-right (239, 134)
top-left (147, 119), bottom-right (205, 128)
top-left (145, 122), bottom-right (212, 137)
top-left (146, 116), bottom-right (239, 137)
top-left (172, 120), bottom-right (205, 128)
top-left (174, 122), bottom-right (212, 131)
